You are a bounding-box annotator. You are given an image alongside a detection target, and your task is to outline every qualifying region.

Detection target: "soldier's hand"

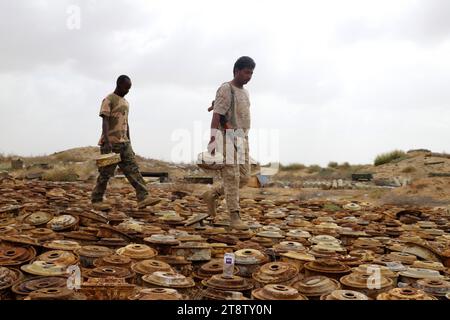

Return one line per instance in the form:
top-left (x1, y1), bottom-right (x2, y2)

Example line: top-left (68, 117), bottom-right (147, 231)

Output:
top-left (103, 142), bottom-right (113, 154)
top-left (207, 137), bottom-right (216, 156)
top-left (207, 100), bottom-right (215, 112)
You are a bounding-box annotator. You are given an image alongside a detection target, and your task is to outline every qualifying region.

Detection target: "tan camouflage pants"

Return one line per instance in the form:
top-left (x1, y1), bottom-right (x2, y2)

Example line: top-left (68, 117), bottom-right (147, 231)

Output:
top-left (212, 130), bottom-right (250, 213)
top-left (91, 142), bottom-right (148, 202)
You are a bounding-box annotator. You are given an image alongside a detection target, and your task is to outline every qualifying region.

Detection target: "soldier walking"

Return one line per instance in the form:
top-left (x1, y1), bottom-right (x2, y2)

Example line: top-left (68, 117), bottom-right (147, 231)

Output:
top-left (202, 57), bottom-right (256, 229)
top-left (91, 75), bottom-right (161, 210)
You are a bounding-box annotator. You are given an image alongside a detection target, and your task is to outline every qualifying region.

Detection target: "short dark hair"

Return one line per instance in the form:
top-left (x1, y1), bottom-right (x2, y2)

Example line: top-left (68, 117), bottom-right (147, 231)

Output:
top-left (116, 75), bottom-right (131, 85)
top-left (233, 56), bottom-right (255, 75)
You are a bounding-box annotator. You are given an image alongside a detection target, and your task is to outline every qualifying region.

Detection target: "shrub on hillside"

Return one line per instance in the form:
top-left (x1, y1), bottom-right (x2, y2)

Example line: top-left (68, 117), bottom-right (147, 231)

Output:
top-left (374, 150), bottom-right (407, 166)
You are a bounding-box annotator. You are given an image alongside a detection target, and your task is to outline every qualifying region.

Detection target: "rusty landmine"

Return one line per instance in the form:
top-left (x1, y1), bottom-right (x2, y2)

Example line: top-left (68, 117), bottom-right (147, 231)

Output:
top-left (309, 247), bottom-right (341, 259)
top-left (46, 214), bottom-right (79, 232)
top-left (84, 266), bottom-right (136, 283)
top-left (103, 211), bottom-right (129, 224)
top-left (234, 248), bottom-right (269, 277)
top-left (36, 250), bottom-right (79, 267)
top-left (193, 259), bottom-right (239, 281)
top-left (143, 234), bottom-right (180, 255)
top-left (272, 241), bottom-right (306, 255)
top-left (235, 248), bottom-right (268, 265)
top-left (22, 211), bottom-right (53, 227)
top-left (0, 218), bottom-right (17, 227)
top-left (320, 289), bottom-right (370, 300)
top-left (340, 271), bottom-right (394, 299)
top-left (353, 264), bottom-right (399, 284)
top-left (0, 234), bottom-right (40, 246)
top-left (385, 252), bottom-right (418, 264)
top-left (279, 251), bottom-right (315, 271)
top-left (0, 205), bottom-right (24, 218)
top-left (12, 276), bottom-right (68, 297)
top-left (142, 271), bottom-right (195, 290)
top-left (43, 240), bottom-right (81, 251)
top-left (377, 287), bottom-right (438, 300)
top-left (304, 259), bottom-right (352, 280)
top-left (0, 226), bottom-right (18, 236)
top-left (335, 254), bottom-right (363, 267)
top-left (75, 211), bottom-right (109, 226)
top-left (130, 288), bottom-right (185, 300)
top-left (154, 255), bottom-right (193, 277)
top-left (116, 243), bottom-right (158, 261)
top-left (26, 287), bottom-right (87, 300)
top-left (228, 230), bottom-right (254, 241)
top-left (131, 259), bottom-right (173, 285)
top-left (144, 234), bottom-right (180, 246)
top-left (201, 274), bottom-right (253, 292)
top-left (21, 261), bottom-right (68, 277)
top-left (252, 262), bottom-right (300, 286)
top-left (412, 260), bottom-right (446, 272)
top-left (81, 278), bottom-right (136, 300)
top-left (292, 276), bottom-right (341, 299)
top-left (75, 245), bottom-right (113, 268)
top-left (28, 228), bottom-right (62, 242)
top-left (97, 238), bottom-right (129, 248)
top-left (208, 234), bottom-right (239, 245)
top-left (251, 236), bottom-right (276, 248)
top-left (0, 266), bottom-right (23, 299)
top-left (0, 246), bottom-right (36, 266)
top-left (209, 243), bottom-right (233, 258)
top-left (93, 254), bottom-right (132, 269)
top-left (171, 242), bottom-right (211, 262)
top-left (252, 284), bottom-right (308, 300)
top-left (96, 224), bottom-right (132, 241)
top-left (414, 278), bottom-right (450, 297)
top-left (398, 267), bottom-right (445, 285)
top-left (62, 230), bottom-right (99, 242)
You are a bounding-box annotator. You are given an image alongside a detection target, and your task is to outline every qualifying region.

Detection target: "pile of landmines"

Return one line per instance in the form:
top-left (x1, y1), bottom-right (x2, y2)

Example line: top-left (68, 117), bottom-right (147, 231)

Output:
top-left (1, 179), bottom-right (450, 300)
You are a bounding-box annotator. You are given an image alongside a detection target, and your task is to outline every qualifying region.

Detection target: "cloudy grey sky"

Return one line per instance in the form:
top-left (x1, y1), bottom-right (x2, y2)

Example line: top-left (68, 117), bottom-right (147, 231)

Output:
top-left (0, 0), bottom-right (449, 166)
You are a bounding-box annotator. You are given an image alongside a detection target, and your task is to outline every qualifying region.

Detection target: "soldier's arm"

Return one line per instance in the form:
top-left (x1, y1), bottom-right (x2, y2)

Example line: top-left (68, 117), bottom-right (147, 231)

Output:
top-left (209, 113), bottom-right (221, 139)
top-left (101, 116), bottom-right (112, 152)
top-left (207, 113), bottom-right (221, 154)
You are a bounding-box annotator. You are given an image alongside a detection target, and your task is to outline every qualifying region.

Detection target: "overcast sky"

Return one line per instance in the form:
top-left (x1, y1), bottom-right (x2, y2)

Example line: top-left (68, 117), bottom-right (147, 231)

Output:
top-left (0, 0), bottom-right (449, 166)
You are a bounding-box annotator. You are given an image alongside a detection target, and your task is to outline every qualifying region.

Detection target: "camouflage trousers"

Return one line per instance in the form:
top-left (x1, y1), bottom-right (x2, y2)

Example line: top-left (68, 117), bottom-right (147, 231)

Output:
top-left (91, 142), bottom-right (148, 202)
top-left (211, 132), bottom-right (250, 213)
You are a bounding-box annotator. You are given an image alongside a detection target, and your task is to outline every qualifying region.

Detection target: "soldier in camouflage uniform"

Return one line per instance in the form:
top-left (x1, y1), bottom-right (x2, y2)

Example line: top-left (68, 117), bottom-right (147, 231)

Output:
top-left (202, 57), bottom-right (255, 230)
top-left (91, 75), bottom-right (160, 210)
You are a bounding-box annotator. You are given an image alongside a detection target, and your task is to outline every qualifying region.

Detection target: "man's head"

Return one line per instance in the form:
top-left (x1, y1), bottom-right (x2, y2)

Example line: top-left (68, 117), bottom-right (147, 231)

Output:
top-left (233, 56), bottom-right (255, 86)
top-left (115, 75), bottom-right (132, 97)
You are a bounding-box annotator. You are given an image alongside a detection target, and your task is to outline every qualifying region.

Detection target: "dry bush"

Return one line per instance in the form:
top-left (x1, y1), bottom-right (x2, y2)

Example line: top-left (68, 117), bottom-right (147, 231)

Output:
top-left (328, 161), bottom-right (339, 168)
top-left (316, 168), bottom-right (336, 178)
top-left (307, 165), bottom-right (322, 173)
top-left (42, 166), bottom-right (79, 182)
top-left (339, 162), bottom-right (351, 169)
top-left (280, 163), bottom-right (307, 171)
top-left (374, 150), bottom-right (407, 166)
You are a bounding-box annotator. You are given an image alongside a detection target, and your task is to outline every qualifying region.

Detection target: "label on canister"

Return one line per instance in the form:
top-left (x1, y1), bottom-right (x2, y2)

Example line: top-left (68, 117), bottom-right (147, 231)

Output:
top-left (223, 253), bottom-right (235, 278)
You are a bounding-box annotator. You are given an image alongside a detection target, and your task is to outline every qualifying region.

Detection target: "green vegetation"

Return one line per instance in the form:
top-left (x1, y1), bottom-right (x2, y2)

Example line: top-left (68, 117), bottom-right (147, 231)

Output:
top-left (374, 150), bottom-right (407, 166)
top-left (279, 163), bottom-right (307, 171)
